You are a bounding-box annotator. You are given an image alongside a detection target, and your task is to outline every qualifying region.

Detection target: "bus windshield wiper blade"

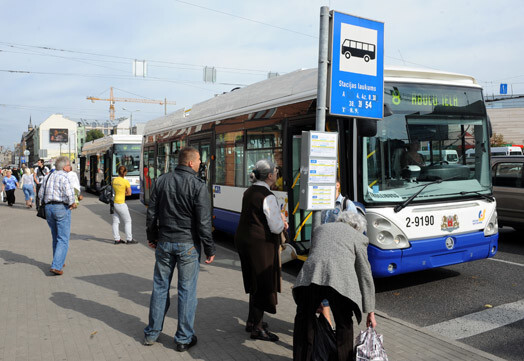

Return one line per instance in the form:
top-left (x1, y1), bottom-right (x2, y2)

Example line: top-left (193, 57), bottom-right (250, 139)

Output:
top-left (459, 190), bottom-right (494, 202)
top-left (394, 178), bottom-right (443, 213)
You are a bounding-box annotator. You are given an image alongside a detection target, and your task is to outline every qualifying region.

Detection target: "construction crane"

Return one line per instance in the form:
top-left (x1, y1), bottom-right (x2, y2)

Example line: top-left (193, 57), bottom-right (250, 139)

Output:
top-left (87, 87), bottom-right (176, 120)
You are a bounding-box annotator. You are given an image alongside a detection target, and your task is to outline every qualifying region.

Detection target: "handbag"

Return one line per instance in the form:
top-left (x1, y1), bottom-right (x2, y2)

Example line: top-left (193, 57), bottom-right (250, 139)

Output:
top-left (36, 177), bottom-right (49, 220)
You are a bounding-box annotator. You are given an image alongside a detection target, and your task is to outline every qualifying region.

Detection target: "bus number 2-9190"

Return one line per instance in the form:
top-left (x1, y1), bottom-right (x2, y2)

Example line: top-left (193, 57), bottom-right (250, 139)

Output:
top-left (406, 215), bottom-right (435, 228)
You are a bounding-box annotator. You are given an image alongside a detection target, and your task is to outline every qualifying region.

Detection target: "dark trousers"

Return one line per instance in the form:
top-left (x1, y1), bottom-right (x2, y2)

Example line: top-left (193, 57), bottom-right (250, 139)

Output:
top-left (6, 189), bottom-right (15, 205)
top-left (293, 285), bottom-right (355, 361)
top-left (35, 184), bottom-right (41, 209)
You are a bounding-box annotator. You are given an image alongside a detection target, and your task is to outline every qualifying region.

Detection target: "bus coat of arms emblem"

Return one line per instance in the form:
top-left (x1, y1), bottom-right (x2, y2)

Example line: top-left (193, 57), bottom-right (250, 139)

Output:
top-left (441, 215), bottom-right (459, 232)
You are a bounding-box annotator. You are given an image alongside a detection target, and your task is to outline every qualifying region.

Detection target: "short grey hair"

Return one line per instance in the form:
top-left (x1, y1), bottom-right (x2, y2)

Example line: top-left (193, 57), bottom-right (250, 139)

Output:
top-left (336, 211), bottom-right (367, 233)
top-left (54, 156), bottom-right (70, 171)
top-left (249, 159), bottom-right (275, 183)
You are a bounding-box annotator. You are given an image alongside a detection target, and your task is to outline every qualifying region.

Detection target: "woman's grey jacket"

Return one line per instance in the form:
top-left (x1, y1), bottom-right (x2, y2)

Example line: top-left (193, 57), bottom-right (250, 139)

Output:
top-left (293, 221), bottom-right (375, 322)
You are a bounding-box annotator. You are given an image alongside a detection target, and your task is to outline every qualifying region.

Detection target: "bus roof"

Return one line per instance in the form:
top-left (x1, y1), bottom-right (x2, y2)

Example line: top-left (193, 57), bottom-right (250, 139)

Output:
top-left (82, 134), bottom-right (142, 155)
top-left (144, 67), bottom-right (481, 136)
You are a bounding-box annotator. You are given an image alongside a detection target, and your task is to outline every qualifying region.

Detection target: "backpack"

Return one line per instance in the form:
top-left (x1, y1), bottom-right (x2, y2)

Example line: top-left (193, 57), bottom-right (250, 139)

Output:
top-left (98, 185), bottom-right (114, 204)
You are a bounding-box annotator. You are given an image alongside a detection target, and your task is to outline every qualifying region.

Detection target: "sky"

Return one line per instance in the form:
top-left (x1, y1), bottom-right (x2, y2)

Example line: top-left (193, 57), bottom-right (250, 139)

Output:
top-left (1, 0), bottom-right (523, 149)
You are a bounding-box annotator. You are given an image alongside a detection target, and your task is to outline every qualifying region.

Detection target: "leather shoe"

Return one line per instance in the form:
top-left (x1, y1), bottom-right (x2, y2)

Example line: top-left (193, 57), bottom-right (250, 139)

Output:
top-left (250, 328), bottom-right (279, 342)
top-left (245, 321), bottom-right (268, 333)
top-left (50, 268), bottom-right (63, 275)
top-left (175, 335), bottom-right (197, 352)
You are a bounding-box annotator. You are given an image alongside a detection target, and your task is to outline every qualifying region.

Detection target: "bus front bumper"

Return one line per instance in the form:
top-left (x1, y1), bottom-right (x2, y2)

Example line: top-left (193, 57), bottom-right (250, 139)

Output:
top-left (369, 232), bottom-right (498, 278)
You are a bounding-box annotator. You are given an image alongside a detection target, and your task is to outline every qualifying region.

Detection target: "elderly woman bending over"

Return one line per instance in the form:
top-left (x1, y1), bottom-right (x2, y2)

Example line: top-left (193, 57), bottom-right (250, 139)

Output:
top-left (292, 211), bottom-right (377, 361)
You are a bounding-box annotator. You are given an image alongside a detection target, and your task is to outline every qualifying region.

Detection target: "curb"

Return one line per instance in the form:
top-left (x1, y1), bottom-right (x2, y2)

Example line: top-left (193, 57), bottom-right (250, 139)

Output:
top-left (374, 310), bottom-right (507, 361)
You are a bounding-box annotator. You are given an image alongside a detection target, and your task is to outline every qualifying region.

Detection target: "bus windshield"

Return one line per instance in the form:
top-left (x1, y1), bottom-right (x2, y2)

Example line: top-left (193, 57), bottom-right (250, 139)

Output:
top-left (113, 144), bottom-right (141, 176)
top-left (363, 83), bottom-right (491, 204)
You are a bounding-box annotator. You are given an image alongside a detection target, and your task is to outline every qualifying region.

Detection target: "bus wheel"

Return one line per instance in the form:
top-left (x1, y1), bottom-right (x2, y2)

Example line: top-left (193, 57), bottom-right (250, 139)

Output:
top-left (344, 52), bottom-right (351, 59)
top-left (364, 55), bottom-right (370, 62)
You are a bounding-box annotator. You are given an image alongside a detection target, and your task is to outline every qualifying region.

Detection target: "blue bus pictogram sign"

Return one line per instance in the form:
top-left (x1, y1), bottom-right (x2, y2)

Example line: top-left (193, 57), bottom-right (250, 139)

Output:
top-left (329, 11), bottom-right (384, 119)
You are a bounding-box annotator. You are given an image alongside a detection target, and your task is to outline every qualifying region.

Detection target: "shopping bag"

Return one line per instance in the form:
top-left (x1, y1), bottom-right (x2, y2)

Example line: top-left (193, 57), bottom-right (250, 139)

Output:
top-left (0, 190), bottom-right (4, 203)
top-left (354, 327), bottom-right (388, 361)
top-left (311, 313), bottom-right (337, 361)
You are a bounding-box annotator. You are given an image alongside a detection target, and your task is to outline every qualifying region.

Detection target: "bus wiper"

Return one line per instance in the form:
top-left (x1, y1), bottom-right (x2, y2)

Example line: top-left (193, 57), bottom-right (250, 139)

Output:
top-left (394, 178), bottom-right (443, 213)
top-left (459, 190), bottom-right (494, 202)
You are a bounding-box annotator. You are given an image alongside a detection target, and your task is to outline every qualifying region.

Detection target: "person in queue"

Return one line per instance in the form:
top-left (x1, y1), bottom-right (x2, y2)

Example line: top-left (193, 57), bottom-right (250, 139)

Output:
top-left (111, 165), bottom-right (136, 244)
top-left (292, 210), bottom-right (376, 361)
top-left (34, 159), bottom-right (50, 210)
top-left (234, 159), bottom-right (289, 342)
top-left (21, 167), bottom-right (36, 208)
top-left (2, 169), bottom-right (19, 206)
top-left (144, 147), bottom-right (215, 352)
top-left (38, 156), bottom-right (76, 276)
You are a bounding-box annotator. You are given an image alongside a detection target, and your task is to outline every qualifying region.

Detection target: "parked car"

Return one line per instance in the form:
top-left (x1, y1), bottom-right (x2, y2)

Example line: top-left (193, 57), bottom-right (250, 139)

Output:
top-left (492, 156), bottom-right (524, 231)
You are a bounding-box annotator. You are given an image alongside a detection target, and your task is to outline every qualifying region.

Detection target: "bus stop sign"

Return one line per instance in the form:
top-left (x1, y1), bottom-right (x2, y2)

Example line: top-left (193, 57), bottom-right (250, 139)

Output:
top-left (328, 11), bottom-right (384, 119)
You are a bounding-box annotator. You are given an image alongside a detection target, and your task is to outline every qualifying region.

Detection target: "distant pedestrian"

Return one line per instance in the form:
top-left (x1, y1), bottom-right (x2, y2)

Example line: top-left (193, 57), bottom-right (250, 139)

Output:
top-left (38, 156), bottom-right (76, 276)
top-left (111, 165), bottom-right (136, 244)
top-left (2, 170), bottom-right (19, 206)
top-left (34, 159), bottom-right (50, 210)
top-left (63, 162), bottom-right (82, 205)
top-left (292, 211), bottom-right (377, 361)
top-left (144, 147), bottom-right (215, 352)
top-left (235, 159), bottom-right (288, 342)
top-left (21, 167), bottom-right (36, 208)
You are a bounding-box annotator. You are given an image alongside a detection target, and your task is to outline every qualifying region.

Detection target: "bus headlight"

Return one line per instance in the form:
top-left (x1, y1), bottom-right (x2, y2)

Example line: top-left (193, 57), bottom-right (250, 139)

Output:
top-left (484, 210), bottom-right (498, 236)
top-left (367, 213), bottom-right (410, 249)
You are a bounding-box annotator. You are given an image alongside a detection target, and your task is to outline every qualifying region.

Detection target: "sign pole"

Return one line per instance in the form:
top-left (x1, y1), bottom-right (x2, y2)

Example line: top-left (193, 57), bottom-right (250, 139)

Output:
top-left (312, 6), bottom-right (331, 228)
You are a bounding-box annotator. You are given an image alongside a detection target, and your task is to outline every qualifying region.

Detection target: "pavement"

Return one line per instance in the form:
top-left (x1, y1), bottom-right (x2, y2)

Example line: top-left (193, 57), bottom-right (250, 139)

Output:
top-left (0, 190), bottom-right (506, 361)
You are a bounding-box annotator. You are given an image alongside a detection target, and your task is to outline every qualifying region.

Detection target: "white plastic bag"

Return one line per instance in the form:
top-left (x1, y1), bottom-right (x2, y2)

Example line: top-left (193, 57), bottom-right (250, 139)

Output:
top-left (354, 327), bottom-right (388, 361)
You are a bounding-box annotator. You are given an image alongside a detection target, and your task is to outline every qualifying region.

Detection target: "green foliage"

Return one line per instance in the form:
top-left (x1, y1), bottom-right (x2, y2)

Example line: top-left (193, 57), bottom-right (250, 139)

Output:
top-left (86, 129), bottom-right (105, 142)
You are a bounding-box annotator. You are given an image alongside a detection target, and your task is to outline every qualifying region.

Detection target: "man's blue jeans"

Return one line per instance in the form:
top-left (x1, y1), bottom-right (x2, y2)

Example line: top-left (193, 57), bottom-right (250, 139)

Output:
top-left (45, 204), bottom-right (71, 270)
top-left (144, 241), bottom-right (201, 344)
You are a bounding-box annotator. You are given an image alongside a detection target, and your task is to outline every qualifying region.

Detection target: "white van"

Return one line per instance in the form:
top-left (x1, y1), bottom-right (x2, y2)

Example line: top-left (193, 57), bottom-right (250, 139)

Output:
top-left (419, 149), bottom-right (459, 164)
top-left (491, 146), bottom-right (523, 156)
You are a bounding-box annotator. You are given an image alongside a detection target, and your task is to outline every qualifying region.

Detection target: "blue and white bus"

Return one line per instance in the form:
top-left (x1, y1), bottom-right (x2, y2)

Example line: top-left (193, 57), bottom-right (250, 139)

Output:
top-left (141, 67), bottom-right (498, 277)
top-left (80, 134), bottom-right (142, 195)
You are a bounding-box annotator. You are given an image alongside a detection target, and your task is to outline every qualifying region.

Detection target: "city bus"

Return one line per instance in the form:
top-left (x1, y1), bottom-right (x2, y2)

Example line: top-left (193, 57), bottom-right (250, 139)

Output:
top-left (341, 39), bottom-right (376, 62)
top-left (141, 67), bottom-right (498, 277)
top-left (79, 134), bottom-right (142, 195)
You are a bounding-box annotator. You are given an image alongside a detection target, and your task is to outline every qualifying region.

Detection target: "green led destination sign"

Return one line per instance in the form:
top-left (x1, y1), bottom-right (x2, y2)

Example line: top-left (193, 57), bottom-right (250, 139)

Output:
top-left (385, 83), bottom-right (485, 115)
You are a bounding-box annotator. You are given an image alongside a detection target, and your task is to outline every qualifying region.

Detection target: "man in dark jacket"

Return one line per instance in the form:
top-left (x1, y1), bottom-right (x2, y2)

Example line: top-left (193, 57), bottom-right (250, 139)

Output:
top-left (143, 147), bottom-right (216, 352)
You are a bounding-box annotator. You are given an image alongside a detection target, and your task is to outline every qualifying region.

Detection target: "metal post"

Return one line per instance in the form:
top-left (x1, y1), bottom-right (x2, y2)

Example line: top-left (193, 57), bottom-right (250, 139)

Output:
top-left (312, 6), bottom-right (331, 227)
top-left (316, 6), bottom-right (330, 132)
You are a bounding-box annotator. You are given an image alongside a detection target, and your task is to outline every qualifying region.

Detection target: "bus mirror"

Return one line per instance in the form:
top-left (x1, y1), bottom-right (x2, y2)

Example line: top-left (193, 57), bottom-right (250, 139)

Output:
top-left (384, 103), bottom-right (394, 117)
top-left (357, 118), bottom-right (377, 137)
top-left (487, 115), bottom-right (493, 138)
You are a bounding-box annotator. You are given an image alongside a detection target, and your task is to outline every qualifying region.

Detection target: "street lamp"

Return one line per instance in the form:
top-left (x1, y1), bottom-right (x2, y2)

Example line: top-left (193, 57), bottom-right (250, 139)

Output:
top-left (122, 108), bottom-right (140, 134)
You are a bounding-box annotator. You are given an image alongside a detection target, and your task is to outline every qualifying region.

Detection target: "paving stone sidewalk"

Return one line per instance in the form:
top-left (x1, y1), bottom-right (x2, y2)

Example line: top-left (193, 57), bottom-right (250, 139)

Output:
top-left (0, 191), bottom-right (505, 360)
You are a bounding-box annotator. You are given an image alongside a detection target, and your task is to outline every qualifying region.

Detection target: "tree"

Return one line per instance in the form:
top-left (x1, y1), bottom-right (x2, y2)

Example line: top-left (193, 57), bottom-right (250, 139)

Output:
top-left (490, 132), bottom-right (506, 147)
top-left (86, 129), bottom-right (105, 142)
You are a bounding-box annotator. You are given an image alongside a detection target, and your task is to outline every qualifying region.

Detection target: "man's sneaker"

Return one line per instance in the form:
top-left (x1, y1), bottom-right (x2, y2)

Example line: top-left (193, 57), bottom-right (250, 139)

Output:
top-left (114, 240), bottom-right (125, 245)
top-left (143, 337), bottom-right (156, 346)
top-left (175, 335), bottom-right (197, 352)
top-left (126, 239), bottom-right (138, 244)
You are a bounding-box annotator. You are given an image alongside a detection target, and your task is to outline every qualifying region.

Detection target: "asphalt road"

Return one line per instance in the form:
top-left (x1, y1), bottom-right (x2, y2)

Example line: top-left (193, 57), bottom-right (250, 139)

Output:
top-left (128, 199), bottom-right (523, 360)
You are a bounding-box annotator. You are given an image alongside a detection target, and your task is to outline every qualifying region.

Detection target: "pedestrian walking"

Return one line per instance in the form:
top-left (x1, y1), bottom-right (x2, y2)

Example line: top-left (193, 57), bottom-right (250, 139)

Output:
top-left (144, 147), bottom-right (215, 352)
top-left (292, 211), bottom-right (377, 361)
top-left (2, 170), bottom-right (19, 206)
top-left (234, 159), bottom-right (288, 342)
top-left (111, 165), bottom-right (136, 244)
top-left (64, 162), bottom-right (82, 205)
top-left (38, 156), bottom-right (76, 276)
top-left (34, 159), bottom-right (50, 210)
top-left (21, 167), bottom-right (36, 208)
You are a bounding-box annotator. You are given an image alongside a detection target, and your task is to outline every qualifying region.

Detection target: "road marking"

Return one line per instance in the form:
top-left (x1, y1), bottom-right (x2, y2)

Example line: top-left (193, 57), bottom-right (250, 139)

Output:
top-left (424, 299), bottom-right (524, 340)
top-left (487, 258), bottom-right (524, 267)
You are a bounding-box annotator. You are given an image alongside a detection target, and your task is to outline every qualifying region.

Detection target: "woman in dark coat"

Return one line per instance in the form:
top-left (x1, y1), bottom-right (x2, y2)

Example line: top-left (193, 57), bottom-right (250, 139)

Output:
top-left (293, 211), bottom-right (377, 361)
top-left (234, 159), bottom-right (288, 342)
